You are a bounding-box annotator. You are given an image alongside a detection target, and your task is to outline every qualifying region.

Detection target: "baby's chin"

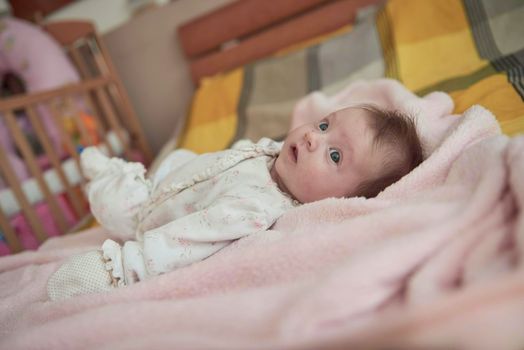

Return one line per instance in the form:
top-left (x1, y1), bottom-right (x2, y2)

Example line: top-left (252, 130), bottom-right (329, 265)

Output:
top-left (292, 191), bottom-right (328, 204)
top-left (293, 187), bottom-right (356, 203)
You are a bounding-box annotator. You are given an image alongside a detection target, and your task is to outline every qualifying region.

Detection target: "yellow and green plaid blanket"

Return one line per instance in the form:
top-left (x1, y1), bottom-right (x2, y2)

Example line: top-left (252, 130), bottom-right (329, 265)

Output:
top-left (178, 0), bottom-right (524, 154)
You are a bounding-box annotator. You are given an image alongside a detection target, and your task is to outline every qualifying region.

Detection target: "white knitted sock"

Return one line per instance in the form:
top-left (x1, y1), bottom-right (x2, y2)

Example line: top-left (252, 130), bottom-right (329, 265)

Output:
top-left (47, 250), bottom-right (115, 301)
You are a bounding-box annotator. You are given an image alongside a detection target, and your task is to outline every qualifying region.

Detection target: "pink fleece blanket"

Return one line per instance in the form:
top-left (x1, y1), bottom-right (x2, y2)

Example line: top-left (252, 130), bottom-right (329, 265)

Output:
top-left (2, 79), bottom-right (524, 349)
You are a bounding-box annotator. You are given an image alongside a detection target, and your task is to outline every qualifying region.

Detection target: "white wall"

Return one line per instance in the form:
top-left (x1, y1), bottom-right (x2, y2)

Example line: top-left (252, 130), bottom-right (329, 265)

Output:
top-left (46, 0), bottom-right (170, 34)
top-left (102, 0), bottom-right (234, 154)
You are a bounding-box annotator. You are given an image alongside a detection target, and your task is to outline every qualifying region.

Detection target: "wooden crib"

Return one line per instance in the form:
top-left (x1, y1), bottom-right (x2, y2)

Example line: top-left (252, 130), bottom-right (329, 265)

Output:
top-left (0, 20), bottom-right (152, 254)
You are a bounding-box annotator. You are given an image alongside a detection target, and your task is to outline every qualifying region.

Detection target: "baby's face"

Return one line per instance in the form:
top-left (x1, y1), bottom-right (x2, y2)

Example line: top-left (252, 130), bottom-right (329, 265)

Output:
top-left (272, 107), bottom-right (386, 203)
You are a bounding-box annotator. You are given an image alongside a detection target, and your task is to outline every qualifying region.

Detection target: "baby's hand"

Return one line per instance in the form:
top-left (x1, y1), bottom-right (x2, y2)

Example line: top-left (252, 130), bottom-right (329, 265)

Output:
top-left (47, 250), bottom-right (116, 301)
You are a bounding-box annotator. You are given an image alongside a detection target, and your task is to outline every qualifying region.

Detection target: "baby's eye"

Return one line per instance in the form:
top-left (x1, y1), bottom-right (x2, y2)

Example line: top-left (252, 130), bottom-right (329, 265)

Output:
top-left (329, 149), bottom-right (341, 164)
top-left (318, 120), bottom-right (329, 131)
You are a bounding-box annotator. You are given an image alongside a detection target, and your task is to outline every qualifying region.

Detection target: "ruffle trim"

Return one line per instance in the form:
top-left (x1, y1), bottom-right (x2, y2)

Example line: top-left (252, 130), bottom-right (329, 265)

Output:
top-left (102, 239), bottom-right (126, 287)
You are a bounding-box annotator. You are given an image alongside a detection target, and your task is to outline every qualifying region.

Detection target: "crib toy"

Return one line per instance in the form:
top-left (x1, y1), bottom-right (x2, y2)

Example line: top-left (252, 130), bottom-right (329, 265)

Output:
top-left (0, 18), bottom-right (152, 254)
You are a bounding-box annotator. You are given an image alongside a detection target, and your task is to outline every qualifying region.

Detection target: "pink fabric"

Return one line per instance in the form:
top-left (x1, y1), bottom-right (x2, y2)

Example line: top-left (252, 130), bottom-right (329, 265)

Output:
top-left (0, 194), bottom-right (78, 255)
top-left (1, 80), bottom-right (523, 349)
top-left (0, 18), bottom-right (79, 92)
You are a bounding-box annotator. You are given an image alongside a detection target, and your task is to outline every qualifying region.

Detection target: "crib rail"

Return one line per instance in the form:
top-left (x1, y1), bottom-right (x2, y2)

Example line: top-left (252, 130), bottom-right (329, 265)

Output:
top-left (0, 78), bottom-right (131, 252)
top-left (0, 21), bottom-right (152, 254)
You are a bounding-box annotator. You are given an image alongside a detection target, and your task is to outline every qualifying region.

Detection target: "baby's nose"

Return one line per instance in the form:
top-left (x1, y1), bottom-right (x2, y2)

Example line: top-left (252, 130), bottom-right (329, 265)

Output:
top-left (305, 131), bottom-right (318, 150)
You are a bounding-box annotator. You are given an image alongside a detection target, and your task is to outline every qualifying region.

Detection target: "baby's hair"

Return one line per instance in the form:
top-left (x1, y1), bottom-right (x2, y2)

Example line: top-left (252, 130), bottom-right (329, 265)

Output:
top-left (353, 104), bottom-right (423, 198)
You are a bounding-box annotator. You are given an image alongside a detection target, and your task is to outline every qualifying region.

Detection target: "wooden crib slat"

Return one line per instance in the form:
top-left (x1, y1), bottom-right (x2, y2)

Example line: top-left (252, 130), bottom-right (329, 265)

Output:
top-left (64, 96), bottom-right (96, 148)
top-left (26, 106), bottom-right (88, 219)
top-left (0, 204), bottom-right (22, 253)
top-left (0, 141), bottom-right (47, 243)
top-left (69, 41), bottom-right (129, 158)
top-left (48, 100), bottom-right (85, 185)
top-left (4, 111), bottom-right (69, 233)
top-left (0, 142), bottom-right (22, 251)
top-left (90, 37), bottom-right (110, 76)
top-left (68, 44), bottom-right (93, 79)
top-left (82, 93), bottom-right (117, 157)
top-left (0, 77), bottom-right (112, 112)
top-left (74, 109), bottom-right (95, 147)
top-left (62, 47), bottom-right (107, 151)
top-left (68, 45), bottom-right (117, 156)
top-left (94, 87), bottom-right (132, 160)
top-left (87, 39), bottom-right (130, 158)
top-left (106, 85), bottom-right (127, 129)
top-left (85, 39), bottom-right (128, 129)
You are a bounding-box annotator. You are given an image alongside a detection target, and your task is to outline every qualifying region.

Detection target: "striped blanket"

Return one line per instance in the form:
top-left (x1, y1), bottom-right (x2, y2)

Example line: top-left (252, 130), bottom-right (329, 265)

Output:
top-left (177, 0), bottom-right (524, 154)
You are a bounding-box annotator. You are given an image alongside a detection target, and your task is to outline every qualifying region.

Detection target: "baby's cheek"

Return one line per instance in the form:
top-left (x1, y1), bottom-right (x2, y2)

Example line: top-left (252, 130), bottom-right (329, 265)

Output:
top-left (297, 173), bottom-right (326, 199)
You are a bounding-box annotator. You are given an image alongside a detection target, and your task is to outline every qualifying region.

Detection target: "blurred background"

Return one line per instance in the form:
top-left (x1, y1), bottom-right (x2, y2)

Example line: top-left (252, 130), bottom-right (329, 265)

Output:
top-left (3, 0), bottom-right (234, 153)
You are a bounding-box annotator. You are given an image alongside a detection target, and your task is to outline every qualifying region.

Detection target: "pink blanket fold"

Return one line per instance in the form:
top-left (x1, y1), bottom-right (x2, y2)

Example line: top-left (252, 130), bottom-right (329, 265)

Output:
top-left (1, 79), bottom-right (524, 350)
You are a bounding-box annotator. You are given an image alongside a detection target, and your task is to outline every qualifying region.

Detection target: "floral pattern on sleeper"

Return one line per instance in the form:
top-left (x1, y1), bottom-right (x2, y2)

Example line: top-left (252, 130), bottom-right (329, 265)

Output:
top-left (82, 138), bottom-right (299, 287)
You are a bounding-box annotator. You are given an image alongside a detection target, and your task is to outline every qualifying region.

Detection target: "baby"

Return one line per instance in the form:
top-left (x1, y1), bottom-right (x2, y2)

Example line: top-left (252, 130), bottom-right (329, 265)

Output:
top-left (47, 104), bottom-right (423, 300)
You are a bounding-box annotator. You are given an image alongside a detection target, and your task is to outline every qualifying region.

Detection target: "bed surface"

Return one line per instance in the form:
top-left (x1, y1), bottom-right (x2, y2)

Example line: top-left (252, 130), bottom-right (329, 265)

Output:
top-left (1, 0), bottom-right (524, 348)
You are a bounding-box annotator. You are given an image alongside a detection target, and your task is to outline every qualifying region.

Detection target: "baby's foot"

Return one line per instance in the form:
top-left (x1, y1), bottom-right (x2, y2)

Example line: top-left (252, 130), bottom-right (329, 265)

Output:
top-left (47, 250), bottom-right (115, 301)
